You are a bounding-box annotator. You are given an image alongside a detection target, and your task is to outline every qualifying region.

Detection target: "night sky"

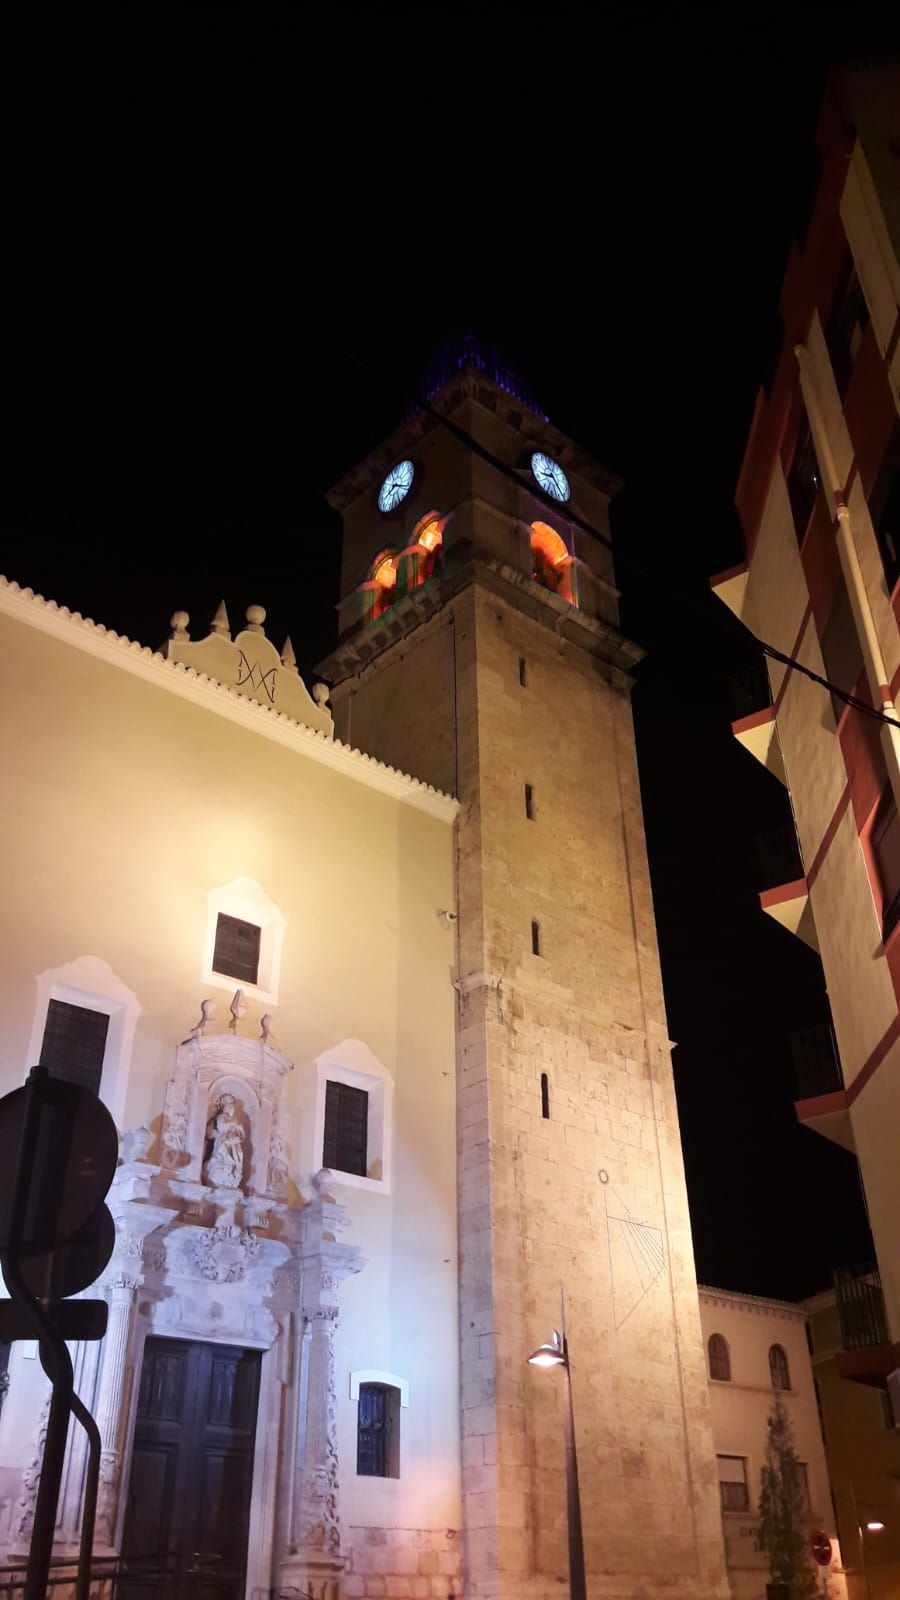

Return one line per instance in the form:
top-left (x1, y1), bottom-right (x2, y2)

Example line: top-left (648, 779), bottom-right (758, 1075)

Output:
top-left (6, 13), bottom-right (897, 1300)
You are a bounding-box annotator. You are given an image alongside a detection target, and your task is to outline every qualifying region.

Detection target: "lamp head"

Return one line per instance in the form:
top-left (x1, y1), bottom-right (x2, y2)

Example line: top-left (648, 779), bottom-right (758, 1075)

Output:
top-left (528, 1330), bottom-right (565, 1368)
top-left (866, 1521), bottom-right (885, 1532)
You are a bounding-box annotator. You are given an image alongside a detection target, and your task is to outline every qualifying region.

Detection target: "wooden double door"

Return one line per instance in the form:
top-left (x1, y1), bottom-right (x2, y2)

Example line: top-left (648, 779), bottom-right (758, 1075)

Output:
top-left (121, 1338), bottom-right (261, 1600)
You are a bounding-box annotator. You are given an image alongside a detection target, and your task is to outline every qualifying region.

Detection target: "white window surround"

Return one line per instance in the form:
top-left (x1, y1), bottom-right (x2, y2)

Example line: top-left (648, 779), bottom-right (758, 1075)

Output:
top-left (349, 1370), bottom-right (409, 1407)
top-left (27, 956), bottom-right (141, 1129)
top-left (202, 878), bottom-right (286, 1006)
top-left (303, 1039), bottom-right (393, 1195)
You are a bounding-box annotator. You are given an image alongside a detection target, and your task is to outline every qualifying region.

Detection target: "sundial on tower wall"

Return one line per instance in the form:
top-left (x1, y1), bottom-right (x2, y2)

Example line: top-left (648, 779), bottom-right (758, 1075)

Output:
top-left (598, 1168), bottom-right (666, 1331)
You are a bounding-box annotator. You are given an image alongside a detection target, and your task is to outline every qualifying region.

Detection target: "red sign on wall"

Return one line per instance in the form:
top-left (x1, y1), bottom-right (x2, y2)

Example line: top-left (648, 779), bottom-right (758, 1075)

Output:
top-left (810, 1530), bottom-right (832, 1567)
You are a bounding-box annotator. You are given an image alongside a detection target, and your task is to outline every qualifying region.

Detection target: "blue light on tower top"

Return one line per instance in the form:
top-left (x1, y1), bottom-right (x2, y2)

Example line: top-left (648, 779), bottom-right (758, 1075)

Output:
top-left (421, 334), bottom-right (549, 421)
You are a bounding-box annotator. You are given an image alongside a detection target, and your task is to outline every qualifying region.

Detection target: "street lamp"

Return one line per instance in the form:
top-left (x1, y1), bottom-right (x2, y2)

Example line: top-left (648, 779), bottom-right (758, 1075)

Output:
top-left (528, 1299), bottom-right (586, 1600)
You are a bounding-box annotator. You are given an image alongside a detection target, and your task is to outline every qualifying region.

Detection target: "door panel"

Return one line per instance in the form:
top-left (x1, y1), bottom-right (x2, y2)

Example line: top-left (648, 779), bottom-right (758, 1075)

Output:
top-left (121, 1338), bottom-right (261, 1600)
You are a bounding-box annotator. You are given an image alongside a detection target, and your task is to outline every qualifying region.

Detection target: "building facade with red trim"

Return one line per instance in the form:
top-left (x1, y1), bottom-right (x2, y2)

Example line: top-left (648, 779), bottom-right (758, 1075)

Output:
top-left (713, 63), bottom-right (900, 1401)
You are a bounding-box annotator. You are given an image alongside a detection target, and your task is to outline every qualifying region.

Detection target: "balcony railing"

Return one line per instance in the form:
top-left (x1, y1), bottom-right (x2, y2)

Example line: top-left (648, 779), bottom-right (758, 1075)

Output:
top-left (833, 1265), bottom-right (889, 1351)
top-left (790, 1025), bottom-right (843, 1101)
top-left (728, 661), bottom-right (772, 722)
top-left (755, 823), bottom-right (804, 891)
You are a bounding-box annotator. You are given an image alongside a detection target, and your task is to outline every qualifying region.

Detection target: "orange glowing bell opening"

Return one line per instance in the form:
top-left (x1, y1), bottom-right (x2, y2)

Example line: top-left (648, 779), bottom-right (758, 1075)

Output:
top-left (531, 521), bottom-right (569, 568)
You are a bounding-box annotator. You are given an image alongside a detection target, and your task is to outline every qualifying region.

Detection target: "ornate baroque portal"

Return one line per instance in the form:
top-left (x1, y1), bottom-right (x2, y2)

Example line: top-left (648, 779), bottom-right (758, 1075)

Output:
top-left (14, 1002), bottom-right (363, 1600)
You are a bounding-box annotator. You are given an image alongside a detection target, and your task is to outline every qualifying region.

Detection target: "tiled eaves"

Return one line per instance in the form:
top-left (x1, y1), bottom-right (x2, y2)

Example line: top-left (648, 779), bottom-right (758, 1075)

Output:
top-left (0, 577), bottom-right (459, 824)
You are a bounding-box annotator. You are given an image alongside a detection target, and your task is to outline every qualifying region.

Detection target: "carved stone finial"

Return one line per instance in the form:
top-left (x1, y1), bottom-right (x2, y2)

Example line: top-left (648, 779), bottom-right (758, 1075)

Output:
top-left (312, 682), bottom-right (331, 707)
top-left (245, 604), bottom-right (266, 635)
top-left (230, 989), bottom-right (248, 1034)
top-left (281, 636), bottom-right (298, 673)
top-left (311, 1168), bottom-right (337, 1203)
top-left (260, 1013), bottom-right (277, 1046)
top-left (181, 998), bottom-right (215, 1046)
top-left (170, 610), bottom-right (190, 642)
top-left (211, 599), bottom-right (231, 638)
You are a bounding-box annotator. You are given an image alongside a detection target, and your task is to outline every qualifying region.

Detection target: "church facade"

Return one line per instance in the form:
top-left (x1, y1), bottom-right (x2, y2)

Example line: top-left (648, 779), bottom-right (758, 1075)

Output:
top-left (0, 365), bottom-right (728, 1599)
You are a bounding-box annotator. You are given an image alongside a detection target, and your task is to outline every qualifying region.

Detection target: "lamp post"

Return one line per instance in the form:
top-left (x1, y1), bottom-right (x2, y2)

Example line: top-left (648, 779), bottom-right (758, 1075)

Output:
top-left (528, 1296), bottom-right (586, 1600)
top-left (846, 1482), bottom-right (888, 1600)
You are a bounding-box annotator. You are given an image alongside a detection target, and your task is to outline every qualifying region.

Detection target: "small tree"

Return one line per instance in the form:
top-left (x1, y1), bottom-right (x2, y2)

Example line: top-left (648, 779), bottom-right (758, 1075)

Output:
top-left (758, 1395), bottom-right (816, 1600)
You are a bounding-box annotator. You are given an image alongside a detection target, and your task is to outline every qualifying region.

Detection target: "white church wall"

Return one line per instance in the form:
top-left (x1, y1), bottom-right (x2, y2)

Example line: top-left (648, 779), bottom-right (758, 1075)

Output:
top-left (0, 596), bottom-right (461, 1579)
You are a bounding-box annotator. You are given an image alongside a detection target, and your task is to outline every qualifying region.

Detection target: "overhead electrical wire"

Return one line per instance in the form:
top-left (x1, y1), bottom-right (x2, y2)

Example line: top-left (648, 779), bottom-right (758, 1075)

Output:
top-left (340, 345), bottom-right (900, 734)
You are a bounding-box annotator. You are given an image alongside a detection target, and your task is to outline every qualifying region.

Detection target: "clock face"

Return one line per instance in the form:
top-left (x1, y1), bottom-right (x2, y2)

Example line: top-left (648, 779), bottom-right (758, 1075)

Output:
top-left (377, 460), bottom-right (415, 514)
top-left (531, 451), bottom-right (570, 504)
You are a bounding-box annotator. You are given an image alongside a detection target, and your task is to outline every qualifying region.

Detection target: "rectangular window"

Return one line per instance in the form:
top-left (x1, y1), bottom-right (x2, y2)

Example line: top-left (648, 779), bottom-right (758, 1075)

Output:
top-left (540, 1072), bottom-right (550, 1119)
top-left (519, 657), bottom-right (527, 687)
top-left (357, 1382), bottom-right (399, 1477)
top-left (717, 1455), bottom-right (750, 1513)
top-left (870, 426), bottom-right (900, 593)
top-left (819, 578), bottom-right (864, 723)
top-left (786, 423), bottom-right (821, 543)
top-left (795, 1461), bottom-right (811, 1513)
top-left (531, 919), bottom-right (542, 957)
top-left (39, 999), bottom-right (109, 1095)
top-left (825, 257), bottom-right (870, 397)
top-left (323, 1080), bottom-right (368, 1177)
top-left (868, 788), bottom-right (900, 940)
top-left (212, 913), bottom-right (261, 985)
top-left (525, 783), bottom-right (535, 820)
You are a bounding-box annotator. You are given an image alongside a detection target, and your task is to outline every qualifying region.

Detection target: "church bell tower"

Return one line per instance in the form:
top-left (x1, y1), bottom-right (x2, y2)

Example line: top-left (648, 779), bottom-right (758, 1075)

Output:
top-left (319, 358), bottom-right (728, 1600)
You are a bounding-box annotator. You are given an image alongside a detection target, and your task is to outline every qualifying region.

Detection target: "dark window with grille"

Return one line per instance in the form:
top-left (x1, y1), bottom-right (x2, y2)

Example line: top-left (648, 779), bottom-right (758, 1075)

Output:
top-left (212, 913), bottom-right (261, 985)
top-left (786, 423), bottom-right (821, 542)
top-left (708, 1333), bottom-right (731, 1382)
top-left (323, 1080), bottom-right (368, 1177)
top-left (769, 1343), bottom-right (791, 1390)
top-left (357, 1383), bottom-right (399, 1478)
top-left (717, 1455), bottom-right (750, 1512)
top-left (39, 1000), bottom-right (109, 1095)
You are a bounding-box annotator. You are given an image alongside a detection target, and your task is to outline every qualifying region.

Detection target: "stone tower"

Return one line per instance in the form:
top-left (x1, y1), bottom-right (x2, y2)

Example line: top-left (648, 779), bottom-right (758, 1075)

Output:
top-left (319, 360), bottom-right (728, 1600)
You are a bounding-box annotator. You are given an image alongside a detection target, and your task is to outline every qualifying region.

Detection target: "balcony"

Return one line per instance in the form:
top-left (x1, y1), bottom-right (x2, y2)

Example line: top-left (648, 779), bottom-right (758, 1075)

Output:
top-left (728, 663), bottom-right (786, 785)
top-left (791, 1025), bottom-right (854, 1151)
top-left (756, 824), bottom-right (818, 950)
top-left (710, 562), bottom-right (749, 621)
top-left (833, 1265), bottom-right (899, 1386)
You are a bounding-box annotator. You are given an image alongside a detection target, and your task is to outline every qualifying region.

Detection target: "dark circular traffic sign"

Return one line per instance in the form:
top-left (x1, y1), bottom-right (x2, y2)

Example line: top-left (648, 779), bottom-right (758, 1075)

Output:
top-left (16, 1202), bottom-right (116, 1300)
top-left (810, 1531), bottom-right (832, 1567)
top-left (0, 1072), bottom-right (118, 1255)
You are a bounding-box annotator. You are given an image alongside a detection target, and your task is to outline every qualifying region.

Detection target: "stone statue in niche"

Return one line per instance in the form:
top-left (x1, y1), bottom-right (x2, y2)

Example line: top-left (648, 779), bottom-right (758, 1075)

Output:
top-left (203, 1093), bottom-right (245, 1189)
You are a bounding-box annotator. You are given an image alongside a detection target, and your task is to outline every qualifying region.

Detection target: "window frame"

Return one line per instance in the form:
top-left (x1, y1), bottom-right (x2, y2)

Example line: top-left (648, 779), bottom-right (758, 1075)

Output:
top-left (769, 1343), bottom-right (792, 1391)
top-left (707, 1333), bottom-right (731, 1383)
top-left (717, 1454), bottom-right (750, 1514)
top-left (355, 1380), bottom-right (401, 1479)
top-left (305, 1042), bottom-right (394, 1195)
top-left (26, 956), bottom-right (140, 1127)
top-left (39, 998), bottom-right (110, 1096)
top-left (202, 878), bottom-right (286, 1006)
top-left (212, 912), bottom-right (262, 987)
top-left (323, 1078), bottom-right (369, 1178)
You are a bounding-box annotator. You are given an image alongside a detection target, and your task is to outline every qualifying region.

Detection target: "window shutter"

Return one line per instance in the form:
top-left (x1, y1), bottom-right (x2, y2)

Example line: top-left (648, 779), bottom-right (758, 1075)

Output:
top-left (212, 914), bottom-right (261, 985)
top-left (357, 1383), bottom-right (391, 1477)
top-left (39, 1000), bottom-right (109, 1096)
top-left (323, 1081), bottom-right (368, 1177)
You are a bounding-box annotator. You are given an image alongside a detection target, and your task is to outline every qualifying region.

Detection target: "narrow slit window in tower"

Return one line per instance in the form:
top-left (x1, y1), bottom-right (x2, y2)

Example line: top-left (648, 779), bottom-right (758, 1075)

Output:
top-left (525, 783), bottom-right (535, 820)
top-left (519, 657), bottom-right (527, 687)
top-left (531, 919), bottom-right (541, 956)
top-left (540, 1072), bottom-right (550, 1119)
